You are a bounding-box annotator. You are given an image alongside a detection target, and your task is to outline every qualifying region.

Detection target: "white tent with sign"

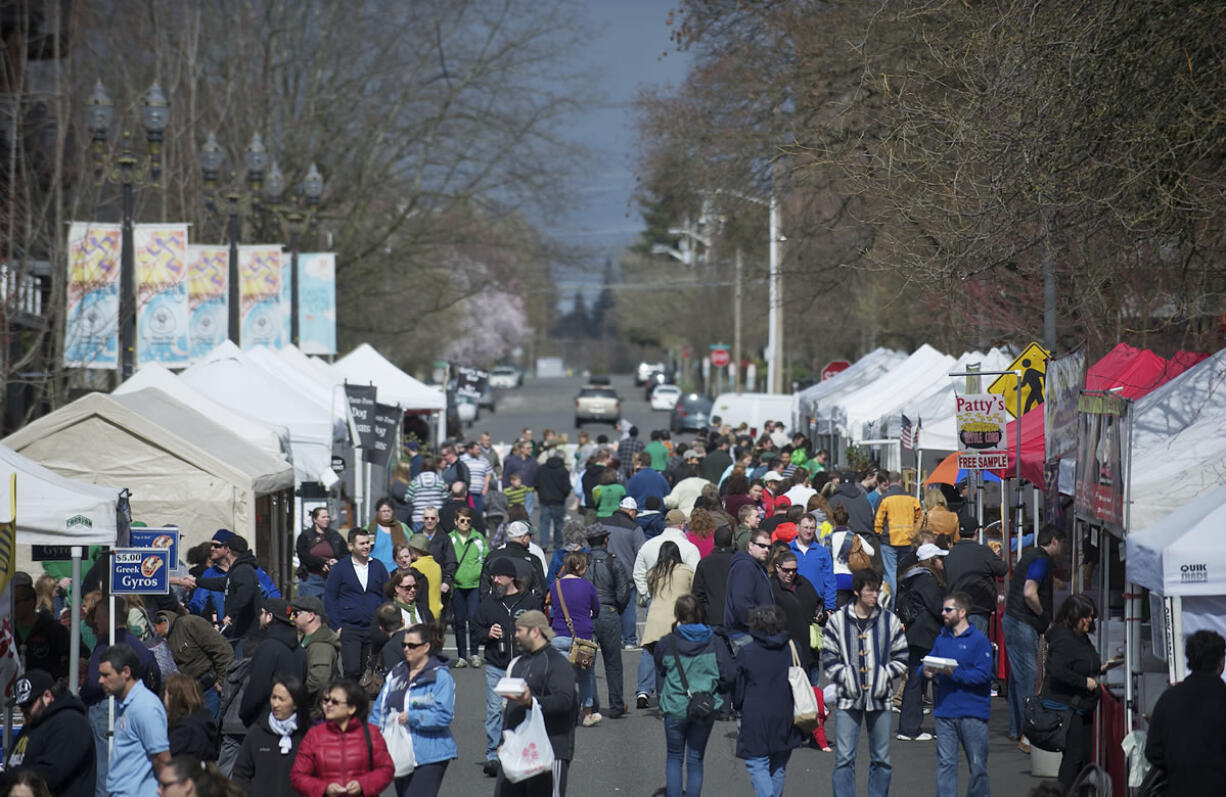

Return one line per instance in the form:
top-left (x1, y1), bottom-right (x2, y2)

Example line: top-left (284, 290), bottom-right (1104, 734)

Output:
top-left (180, 341), bottom-right (340, 485)
top-left (333, 343), bottom-right (446, 445)
top-left (0, 444), bottom-right (119, 547)
top-left (2, 389), bottom-right (294, 557)
top-left (113, 362), bottom-right (291, 461)
top-left (1127, 483), bottom-right (1226, 683)
top-left (882, 348), bottom-right (1015, 451)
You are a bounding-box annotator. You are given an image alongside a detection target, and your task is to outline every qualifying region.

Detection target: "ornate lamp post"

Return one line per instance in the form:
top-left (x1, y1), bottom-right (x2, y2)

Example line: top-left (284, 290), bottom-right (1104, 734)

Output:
top-left (85, 79), bottom-right (169, 378)
top-left (263, 161), bottom-right (324, 345)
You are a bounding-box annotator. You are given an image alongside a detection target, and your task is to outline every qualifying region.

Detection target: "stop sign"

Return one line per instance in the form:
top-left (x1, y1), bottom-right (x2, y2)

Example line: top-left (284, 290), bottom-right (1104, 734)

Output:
top-left (821, 359), bottom-right (851, 380)
top-left (710, 348), bottom-right (730, 368)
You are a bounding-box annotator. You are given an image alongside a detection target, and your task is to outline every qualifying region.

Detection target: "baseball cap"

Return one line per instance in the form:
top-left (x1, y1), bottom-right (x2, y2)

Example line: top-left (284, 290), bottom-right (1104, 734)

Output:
top-left (506, 520), bottom-right (532, 539)
top-left (916, 543), bottom-right (949, 562)
top-left (683, 449), bottom-right (701, 461)
top-left (264, 598), bottom-right (295, 625)
top-left (9, 670), bottom-right (54, 708)
top-left (514, 610), bottom-right (555, 640)
top-left (665, 509), bottom-right (687, 527)
top-left (775, 496), bottom-right (791, 509)
top-left (761, 471), bottom-right (784, 482)
top-left (619, 496), bottom-right (638, 512)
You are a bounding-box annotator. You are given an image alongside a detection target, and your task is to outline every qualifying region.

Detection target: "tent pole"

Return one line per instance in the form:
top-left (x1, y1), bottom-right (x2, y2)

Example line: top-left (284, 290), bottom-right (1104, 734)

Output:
top-left (1014, 376), bottom-right (1023, 559)
top-left (1032, 487), bottom-right (1040, 540)
top-left (68, 547), bottom-right (82, 694)
top-left (108, 593), bottom-right (116, 757)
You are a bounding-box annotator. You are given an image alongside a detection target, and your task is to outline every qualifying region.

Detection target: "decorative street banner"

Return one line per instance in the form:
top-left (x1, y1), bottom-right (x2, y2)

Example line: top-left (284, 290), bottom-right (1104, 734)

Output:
top-left (1045, 344), bottom-right (1087, 461)
top-left (344, 384), bottom-right (377, 450)
top-left (298, 252), bottom-right (337, 355)
top-left (134, 223), bottom-right (189, 368)
top-left (280, 250), bottom-right (293, 345)
top-left (188, 244), bottom-right (228, 362)
top-left (64, 221), bottom-right (122, 368)
top-left (238, 245), bottom-right (283, 349)
top-left (955, 392), bottom-right (1009, 470)
top-left (366, 402), bottom-right (403, 466)
top-left (1074, 391), bottom-right (1130, 533)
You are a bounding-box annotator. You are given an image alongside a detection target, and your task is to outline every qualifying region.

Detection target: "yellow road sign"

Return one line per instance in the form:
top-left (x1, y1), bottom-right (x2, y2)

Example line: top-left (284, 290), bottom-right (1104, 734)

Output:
top-left (988, 342), bottom-right (1050, 418)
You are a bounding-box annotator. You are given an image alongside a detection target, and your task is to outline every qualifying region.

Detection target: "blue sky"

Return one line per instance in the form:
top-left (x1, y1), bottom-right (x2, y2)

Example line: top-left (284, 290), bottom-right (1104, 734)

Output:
top-left (550, 1), bottom-right (693, 304)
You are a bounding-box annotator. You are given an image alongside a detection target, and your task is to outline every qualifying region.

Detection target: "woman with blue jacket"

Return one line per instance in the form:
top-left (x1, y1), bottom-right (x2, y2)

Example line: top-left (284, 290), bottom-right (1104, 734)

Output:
top-left (371, 623), bottom-right (457, 797)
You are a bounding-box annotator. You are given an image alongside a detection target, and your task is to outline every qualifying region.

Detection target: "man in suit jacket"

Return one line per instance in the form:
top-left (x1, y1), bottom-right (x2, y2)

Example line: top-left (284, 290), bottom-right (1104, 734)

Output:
top-left (323, 527), bottom-right (389, 678)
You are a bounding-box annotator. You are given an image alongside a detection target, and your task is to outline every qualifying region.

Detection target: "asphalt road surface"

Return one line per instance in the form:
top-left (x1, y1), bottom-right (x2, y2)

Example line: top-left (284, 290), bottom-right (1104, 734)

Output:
top-left (434, 373), bottom-right (1052, 796)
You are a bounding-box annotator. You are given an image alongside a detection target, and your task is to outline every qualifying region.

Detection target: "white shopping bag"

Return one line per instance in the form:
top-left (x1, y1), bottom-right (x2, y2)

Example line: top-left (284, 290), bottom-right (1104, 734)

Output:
top-left (498, 698), bottom-right (555, 783)
top-left (383, 691), bottom-right (416, 777)
top-left (789, 640), bottom-right (820, 732)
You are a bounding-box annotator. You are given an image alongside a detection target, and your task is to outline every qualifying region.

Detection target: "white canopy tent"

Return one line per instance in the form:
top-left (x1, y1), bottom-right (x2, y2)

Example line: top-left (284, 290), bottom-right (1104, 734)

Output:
top-left (1127, 348), bottom-right (1226, 530)
top-left (3, 389), bottom-right (293, 554)
top-left (278, 343), bottom-right (343, 386)
top-left (333, 343), bottom-right (446, 445)
top-left (0, 444), bottom-right (119, 548)
top-left (180, 341), bottom-right (340, 486)
top-left (1127, 483), bottom-right (1226, 684)
top-left (113, 362), bottom-right (291, 461)
top-left (829, 344), bottom-right (956, 441)
top-left (793, 348), bottom-right (907, 432)
top-left (247, 345), bottom-right (349, 431)
top-left (881, 348), bottom-right (1014, 452)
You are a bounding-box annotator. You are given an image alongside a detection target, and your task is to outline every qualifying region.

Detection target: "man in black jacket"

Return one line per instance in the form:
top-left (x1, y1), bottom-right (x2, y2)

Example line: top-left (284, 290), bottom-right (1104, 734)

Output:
top-left (700, 435), bottom-right (733, 484)
top-left (536, 450), bottom-right (572, 550)
top-left (238, 599), bottom-right (306, 728)
top-left (189, 530), bottom-right (262, 656)
top-left (584, 526), bottom-right (631, 717)
top-left (498, 610), bottom-right (578, 797)
top-left (3, 670), bottom-right (95, 797)
top-left (1146, 630), bottom-right (1226, 797)
top-left (943, 522), bottom-right (1007, 635)
top-left (693, 525), bottom-right (737, 629)
top-left (1002, 525), bottom-right (1064, 747)
top-left (827, 475), bottom-right (876, 536)
top-left (471, 559), bottom-right (543, 777)
top-left (481, 521), bottom-right (547, 599)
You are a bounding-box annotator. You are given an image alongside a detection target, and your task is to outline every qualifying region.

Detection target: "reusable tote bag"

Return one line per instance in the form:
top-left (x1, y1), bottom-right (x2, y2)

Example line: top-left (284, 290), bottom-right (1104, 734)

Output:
top-left (383, 686), bottom-right (416, 777)
top-left (499, 697), bottom-right (555, 783)
top-left (789, 640), bottom-right (820, 732)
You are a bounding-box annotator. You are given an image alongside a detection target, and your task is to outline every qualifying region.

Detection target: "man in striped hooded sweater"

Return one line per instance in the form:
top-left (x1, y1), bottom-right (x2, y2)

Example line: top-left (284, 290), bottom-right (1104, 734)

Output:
top-left (822, 568), bottom-right (908, 797)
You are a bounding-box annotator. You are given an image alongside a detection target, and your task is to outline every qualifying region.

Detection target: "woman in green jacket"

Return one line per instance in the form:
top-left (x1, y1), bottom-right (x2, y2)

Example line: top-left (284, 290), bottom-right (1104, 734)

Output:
top-left (447, 507), bottom-right (488, 668)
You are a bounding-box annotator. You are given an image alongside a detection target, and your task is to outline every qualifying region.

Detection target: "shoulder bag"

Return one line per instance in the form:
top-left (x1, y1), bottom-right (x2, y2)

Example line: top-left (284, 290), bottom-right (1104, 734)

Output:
top-left (788, 640), bottom-right (820, 731)
top-left (670, 638), bottom-right (715, 721)
top-left (1023, 689), bottom-right (1083, 752)
top-left (382, 679), bottom-right (416, 777)
top-left (555, 580), bottom-right (598, 670)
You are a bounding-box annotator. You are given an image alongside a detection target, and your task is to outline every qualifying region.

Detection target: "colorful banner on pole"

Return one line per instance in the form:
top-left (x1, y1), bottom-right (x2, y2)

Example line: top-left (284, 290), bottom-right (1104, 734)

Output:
top-left (955, 392), bottom-right (1009, 470)
top-left (1044, 344), bottom-right (1087, 461)
top-left (1073, 392), bottom-right (1130, 533)
top-left (188, 244), bottom-right (229, 362)
top-left (134, 224), bottom-right (189, 368)
top-left (64, 221), bottom-right (122, 368)
top-left (297, 252), bottom-right (337, 355)
top-left (238, 245), bottom-right (283, 349)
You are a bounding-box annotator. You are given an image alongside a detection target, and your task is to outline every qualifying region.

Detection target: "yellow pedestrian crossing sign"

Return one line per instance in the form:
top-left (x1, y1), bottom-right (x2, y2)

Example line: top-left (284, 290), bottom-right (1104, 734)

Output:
top-left (988, 342), bottom-right (1050, 418)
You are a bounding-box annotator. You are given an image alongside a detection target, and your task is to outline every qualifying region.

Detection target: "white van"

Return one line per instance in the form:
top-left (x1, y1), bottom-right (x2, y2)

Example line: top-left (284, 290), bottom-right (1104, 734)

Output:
top-left (711, 392), bottom-right (795, 437)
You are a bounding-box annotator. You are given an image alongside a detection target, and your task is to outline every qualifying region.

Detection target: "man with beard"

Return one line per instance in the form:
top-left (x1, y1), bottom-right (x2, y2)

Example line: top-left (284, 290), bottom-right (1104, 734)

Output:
top-left (471, 558), bottom-right (543, 778)
top-left (3, 670), bottom-right (95, 797)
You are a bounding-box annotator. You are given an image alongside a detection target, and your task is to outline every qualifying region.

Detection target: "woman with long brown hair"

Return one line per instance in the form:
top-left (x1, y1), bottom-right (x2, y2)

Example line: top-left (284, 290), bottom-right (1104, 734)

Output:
top-left (548, 552), bottom-right (603, 726)
top-left (165, 673), bottom-right (219, 761)
top-left (642, 542), bottom-right (695, 654)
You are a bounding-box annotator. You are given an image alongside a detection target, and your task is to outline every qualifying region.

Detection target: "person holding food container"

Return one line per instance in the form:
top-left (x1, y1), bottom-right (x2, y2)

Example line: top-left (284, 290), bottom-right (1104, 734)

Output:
top-left (923, 591), bottom-right (994, 797)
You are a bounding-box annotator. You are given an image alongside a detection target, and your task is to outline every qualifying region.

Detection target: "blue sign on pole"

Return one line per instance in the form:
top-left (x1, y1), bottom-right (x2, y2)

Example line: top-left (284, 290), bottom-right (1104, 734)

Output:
top-left (110, 548), bottom-right (172, 595)
top-left (129, 527), bottom-right (179, 569)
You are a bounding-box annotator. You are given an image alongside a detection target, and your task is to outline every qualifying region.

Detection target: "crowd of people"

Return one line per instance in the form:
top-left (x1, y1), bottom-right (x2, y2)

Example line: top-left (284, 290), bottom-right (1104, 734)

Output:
top-left (3, 419), bottom-right (1224, 797)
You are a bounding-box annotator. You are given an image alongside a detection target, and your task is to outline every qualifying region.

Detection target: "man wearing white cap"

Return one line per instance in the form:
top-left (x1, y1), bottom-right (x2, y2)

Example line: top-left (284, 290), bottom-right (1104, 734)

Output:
top-left (896, 543), bottom-right (949, 742)
top-left (481, 520), bottom-right (547, 599)
top-left (600, 496), bottom-right (646, 649)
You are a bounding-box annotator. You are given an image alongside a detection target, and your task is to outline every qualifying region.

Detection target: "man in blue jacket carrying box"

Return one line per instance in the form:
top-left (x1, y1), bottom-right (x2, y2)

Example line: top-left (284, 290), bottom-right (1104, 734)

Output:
top-left (923, 591), bottom-right (994, 797)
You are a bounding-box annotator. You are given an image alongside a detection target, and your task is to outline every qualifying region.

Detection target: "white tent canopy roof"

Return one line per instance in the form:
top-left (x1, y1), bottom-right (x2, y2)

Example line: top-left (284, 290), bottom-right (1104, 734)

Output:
top-left (247, 345), bottom-right (349, 429)
top-left (1129, 349), bottom-right (1226, 530)
top-left (278, 344), bottom-right (343, 386)
top-left (887, 348), bottom-right (1015, 450)
top-left (333, 343), bottom-right (446, 411)
top-left (829, 344), bottom-right (956, 439)
top-left (180, 341), bottom-right (336, 484)
top-left (0, 444), bottom-right (118, 546)
top-left (1128, 482), bottom-right (1226, 597)
top-left (114, 362), bottom-right (290, 460)
top-left (794, 348), bottom-right (907, 429)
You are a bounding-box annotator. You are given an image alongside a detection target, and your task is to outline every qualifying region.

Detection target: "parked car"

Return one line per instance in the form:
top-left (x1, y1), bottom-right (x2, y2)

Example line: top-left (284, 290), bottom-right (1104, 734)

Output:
top-left (643, 370), bottom-right (667, 400)
top-left (478, 382), bottom-right (496, 412)
top-left (670, 393), bottom-right (713, 434)
top-left (636, 360), bottom-right (666, 386)
top-left (649, 384), bottom-right (681, 411)
top-left (575, 386), bottom-right (620, 429)
top-left (489, 364), bottom-right (522, 389)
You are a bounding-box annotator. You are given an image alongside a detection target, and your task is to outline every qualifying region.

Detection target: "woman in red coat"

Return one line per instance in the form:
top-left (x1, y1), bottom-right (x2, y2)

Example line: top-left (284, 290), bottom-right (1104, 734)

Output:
top-left (290, 679), bottom-right (395, 797)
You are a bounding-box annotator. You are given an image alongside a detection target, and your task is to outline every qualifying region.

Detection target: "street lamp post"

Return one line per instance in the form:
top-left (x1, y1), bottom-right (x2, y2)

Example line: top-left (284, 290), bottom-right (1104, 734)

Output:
top-left (263, 162), bottom-right (324, 346)
top-left (86, 79), bottom-right (169, 379)
top-left (200, 132), bottom-right (268, 345)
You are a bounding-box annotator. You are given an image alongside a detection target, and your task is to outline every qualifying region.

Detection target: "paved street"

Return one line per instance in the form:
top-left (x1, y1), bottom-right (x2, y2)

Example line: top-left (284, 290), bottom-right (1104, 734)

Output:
top-left (436, 372), bottom-right (1050, 796)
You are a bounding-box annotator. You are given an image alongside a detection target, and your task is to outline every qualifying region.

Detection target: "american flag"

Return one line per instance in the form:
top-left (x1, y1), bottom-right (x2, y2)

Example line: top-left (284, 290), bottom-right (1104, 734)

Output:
top-left (900, 414), bottom-right (915, 450)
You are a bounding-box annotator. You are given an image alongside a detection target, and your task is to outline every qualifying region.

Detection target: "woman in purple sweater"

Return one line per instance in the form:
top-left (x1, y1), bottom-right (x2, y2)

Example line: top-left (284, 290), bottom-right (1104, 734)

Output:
top-left (549, 551), bottom-right (602, 725)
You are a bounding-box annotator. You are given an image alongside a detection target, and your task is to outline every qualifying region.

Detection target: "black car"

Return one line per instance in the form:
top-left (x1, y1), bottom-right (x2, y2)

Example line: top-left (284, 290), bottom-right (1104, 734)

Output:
top-left (670, 393), bottom-right (713, 433)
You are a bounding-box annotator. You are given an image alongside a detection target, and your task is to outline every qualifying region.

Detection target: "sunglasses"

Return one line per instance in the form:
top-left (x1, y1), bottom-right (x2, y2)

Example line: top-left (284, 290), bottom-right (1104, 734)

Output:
top-left (456, 518), bottom-right (472, 524)
top-left (941, 607), bottom-right (959, 613)
top-left (403, 641), bottom-right (429, 650)
top-left (777, 567), bottom-right (798, 574)
top-left (320, 696), bottom-right (348, 706)
top-left (423, 516), bottom-right (439, 521)
top-left (398, 583), bottom-right (418, 591)
top-left (748, 540), bottom-right (769, 549)
top-left (209, 542), bottom-right (225, 548)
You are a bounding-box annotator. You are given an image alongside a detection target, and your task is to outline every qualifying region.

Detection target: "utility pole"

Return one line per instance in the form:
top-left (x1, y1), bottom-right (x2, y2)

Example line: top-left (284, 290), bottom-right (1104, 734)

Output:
top-left (733, 247), bottom-right (743, 393)
top-left (767, 188), bottom-right (784, 393)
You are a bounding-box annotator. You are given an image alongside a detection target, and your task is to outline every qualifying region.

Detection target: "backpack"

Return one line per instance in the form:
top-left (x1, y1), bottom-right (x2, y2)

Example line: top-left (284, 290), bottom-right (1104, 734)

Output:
top-left (135, 606), bottom-right (179, 689)
top-left (219, 655), bottom-right (253, 735)
top-left (894, 577), bottom-right (923, 628)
